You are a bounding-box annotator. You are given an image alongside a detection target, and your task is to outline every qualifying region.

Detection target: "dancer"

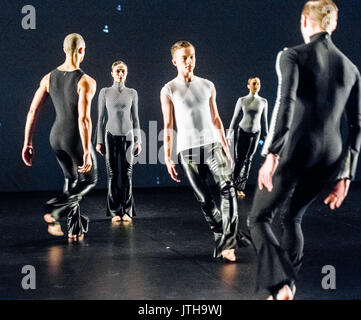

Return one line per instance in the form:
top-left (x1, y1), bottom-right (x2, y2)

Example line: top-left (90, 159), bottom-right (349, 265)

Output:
top-left (160, 41), bottom-right (250, 261)
top-left (248, 0), bottom-right (361, 299)
top-left (22, 33), bottom-right (98, 240)
top-left (227, 77), bottom-right (268, 199)
top-left (96, 61), bottom-right (141, 223)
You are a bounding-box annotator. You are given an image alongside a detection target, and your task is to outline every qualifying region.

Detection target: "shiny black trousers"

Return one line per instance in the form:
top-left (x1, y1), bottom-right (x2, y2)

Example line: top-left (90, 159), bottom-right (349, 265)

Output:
top-left (179, 143), bottom-right (239, 258)
top-left (248, 161), bottom-right (339, 294)
top-left (46, 148), bottom-right (98, 236)
top-left (105, 131), bottom-right (135, 218)
top-left (233, 127), bottom-right (260, 192)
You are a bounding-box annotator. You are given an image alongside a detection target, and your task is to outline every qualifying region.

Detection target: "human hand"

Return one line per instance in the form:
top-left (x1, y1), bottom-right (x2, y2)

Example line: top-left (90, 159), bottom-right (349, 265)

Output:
top-left (78, 152), bottom-right (92, 173)
top-left (258, 153), bottom-right (279, 192)
top-left (165, 158), bottom-right (180, 182)
top-left (96, 143), bottom-right (104, 156)
top-left (134, 143), bottom-right (142, 157)
top-left (324, 179), bottom-right (350, 210)
top-left (22, 145), bottom-right (34, 166)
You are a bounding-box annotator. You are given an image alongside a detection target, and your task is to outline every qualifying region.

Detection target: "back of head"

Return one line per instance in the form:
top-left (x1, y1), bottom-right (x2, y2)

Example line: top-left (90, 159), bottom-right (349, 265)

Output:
top-left (171, 40), bottom-right (194, 57)
top-left (63, 33), bottom-right (85, 54)
top-left (302, 0), bottom-right (338, 33)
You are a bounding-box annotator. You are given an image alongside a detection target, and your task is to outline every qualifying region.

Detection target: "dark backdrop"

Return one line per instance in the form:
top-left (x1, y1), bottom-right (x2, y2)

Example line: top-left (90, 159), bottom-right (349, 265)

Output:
top-left (0, 0), bottom-right (360, 192)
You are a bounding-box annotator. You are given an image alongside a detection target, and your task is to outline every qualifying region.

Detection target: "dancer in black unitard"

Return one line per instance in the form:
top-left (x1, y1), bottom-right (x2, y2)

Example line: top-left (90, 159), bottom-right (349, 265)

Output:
top-left (96, 61), bottom-right (142, 222)
top-left (227, 77), bottom-right (268, 198)
top-left (22, 33), bottom-right (97, 240)
top-left (248, 0), bottom-right (361, 299)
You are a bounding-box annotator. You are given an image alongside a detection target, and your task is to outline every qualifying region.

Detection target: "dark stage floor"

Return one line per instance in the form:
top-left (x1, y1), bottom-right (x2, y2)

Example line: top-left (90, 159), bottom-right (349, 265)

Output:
top-left (1, 184), bottom-right (361, 300)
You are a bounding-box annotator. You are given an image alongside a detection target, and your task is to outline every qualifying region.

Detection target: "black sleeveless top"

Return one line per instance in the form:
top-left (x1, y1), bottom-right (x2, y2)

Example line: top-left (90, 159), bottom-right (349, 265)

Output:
top-left (49, 68), bottom-right (84, 152)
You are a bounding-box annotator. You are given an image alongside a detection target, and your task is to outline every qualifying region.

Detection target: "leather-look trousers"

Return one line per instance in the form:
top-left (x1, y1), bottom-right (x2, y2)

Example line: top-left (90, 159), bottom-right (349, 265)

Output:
top-left (46, 148), bottom-right (98, 236)
top-left (105, 131), bottom-right (135, 218)
top-left (178, 143), bottom-right (239, 258)
top-left (233, 127), bottom-right (260, 192)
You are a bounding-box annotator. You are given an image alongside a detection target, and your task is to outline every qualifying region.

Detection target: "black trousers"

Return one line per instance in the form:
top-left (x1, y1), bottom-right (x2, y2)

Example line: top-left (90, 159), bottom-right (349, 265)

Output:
top-left (248, 160), bottom-right (339, 293)
top-left (233, 127), bottom-right (260, 192)
top-left (179, 143), bottom-right (239, 258)
top-left (105, 131), bottom-right (135, 218)
top-left (46, 148), bottom-right (98, 236)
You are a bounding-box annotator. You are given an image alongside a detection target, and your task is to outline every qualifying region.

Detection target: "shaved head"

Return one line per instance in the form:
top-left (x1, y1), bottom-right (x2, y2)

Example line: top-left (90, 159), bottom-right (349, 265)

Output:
top-left (63, 33), bottom-right (85, 54)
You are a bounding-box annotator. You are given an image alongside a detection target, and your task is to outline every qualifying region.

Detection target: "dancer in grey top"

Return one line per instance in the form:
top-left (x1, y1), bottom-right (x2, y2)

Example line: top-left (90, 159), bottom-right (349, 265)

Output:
top-left (96, 61), bottom-right (141, 222)
top-left (227, 77), bottom-right (268, 198)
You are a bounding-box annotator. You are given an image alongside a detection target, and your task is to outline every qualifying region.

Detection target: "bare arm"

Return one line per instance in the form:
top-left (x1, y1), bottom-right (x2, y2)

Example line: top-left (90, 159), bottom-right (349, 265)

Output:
top-left (77, 75), bottom-right (96, 173)
top-left (209, 87), bottom-right (232, 163)
top-left (22, 74), bottom-right (50, 166)
top-left (160, 90), bottom-right (180, 182)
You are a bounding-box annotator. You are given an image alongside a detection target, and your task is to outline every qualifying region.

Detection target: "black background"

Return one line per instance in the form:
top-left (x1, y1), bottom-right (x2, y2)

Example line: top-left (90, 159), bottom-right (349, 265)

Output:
top-left (0, 0), bottom-right (360, 192)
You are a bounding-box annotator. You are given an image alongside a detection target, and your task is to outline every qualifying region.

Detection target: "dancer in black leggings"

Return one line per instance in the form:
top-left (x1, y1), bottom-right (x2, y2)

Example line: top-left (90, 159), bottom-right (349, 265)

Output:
top-left (22, 33), bottom-right (97, 240)
top-left (96, 61), bottom-right (141, 222)
top-left (227, 77), bottom-right (268, 198)
top-left (248, 0), bottom-right (361, 299)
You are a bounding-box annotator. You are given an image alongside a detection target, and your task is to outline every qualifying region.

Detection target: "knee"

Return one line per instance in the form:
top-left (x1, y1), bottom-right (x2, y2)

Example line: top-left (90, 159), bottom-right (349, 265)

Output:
top-left (220, 181), bottom-right (236, 200)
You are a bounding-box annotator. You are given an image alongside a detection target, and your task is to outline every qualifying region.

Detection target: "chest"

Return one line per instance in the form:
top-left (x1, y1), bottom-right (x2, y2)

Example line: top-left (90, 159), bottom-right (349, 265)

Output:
top-left (242, 98), bottom-right (264, 115)
top-left (172, 83), bottom-right (211, 110)
top-left (106, 90), bottom-right (133, 111)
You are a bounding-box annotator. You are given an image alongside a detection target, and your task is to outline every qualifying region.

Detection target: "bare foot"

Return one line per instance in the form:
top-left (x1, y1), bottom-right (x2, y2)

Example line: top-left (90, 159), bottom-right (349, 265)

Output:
top-left (221, 249), bottom-right (236, 262)
top-left (68, 234), bottom-right (84, 242)
top-left (48, 224), bottom-right (64, 237)
top-left (267, 285), bottom-right (294, 300)
top-left (44, 213), bottom-right (56, 224)
top-left (112, 216), bottom-right (121, 223)
top-left (122, 214), bottom-right (132, 222)
top-left (237, 191), bottom-right (246, 199)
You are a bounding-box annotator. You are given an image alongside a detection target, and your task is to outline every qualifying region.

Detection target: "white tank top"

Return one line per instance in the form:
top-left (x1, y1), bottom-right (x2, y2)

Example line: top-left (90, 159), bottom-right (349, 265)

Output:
top-left (161, 76), bottom-right (222, 154)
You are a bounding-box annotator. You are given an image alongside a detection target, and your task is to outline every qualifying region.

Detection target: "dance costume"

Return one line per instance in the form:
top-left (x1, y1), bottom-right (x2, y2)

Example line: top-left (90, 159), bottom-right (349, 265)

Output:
top-left (161, 76), bottom-right (240, 258)
top-left (248, 32), bottom-right (361, 293)
top-left (227, 94), bottom-right (268, 192)
top-left (97, 81), bottom-right (141, 218)
top-left (47, 68), bottom-right (98, 236)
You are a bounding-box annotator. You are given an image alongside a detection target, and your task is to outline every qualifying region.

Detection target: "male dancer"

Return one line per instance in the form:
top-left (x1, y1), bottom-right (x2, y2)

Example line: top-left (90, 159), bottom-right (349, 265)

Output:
top-left (227, 77), bottom-right (268, 199)
top-left (22, 33), bottom-right (97, 240)
top-left (248, 0), bottom-right (361, 299)
top-left (160, 41), bottom-right (250, 261)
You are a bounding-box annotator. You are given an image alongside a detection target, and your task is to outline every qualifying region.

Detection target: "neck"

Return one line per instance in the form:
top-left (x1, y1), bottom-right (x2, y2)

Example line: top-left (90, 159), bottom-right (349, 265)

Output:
top-left (113, 80), bottom-right (125, 86)
top-left (249, 91), bottom-right (259, 97)
top-left (177, 72), bottom-right (194, 82)
top-left (62, 54), bottom-right (81, 70)
top-left (304, 27), bottom-right (327, 43)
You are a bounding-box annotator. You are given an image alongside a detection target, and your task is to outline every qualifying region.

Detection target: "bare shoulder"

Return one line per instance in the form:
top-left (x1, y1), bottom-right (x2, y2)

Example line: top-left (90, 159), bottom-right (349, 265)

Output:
top-left (40, 73), bottom-right (51, 92)
top-left (78, 74), bottom-right (96, 94)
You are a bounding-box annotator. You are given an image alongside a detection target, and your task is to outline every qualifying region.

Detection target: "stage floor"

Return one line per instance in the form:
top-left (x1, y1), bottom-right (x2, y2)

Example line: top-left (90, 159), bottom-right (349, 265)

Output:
top-left (1, 184), bottom-right (361, 300)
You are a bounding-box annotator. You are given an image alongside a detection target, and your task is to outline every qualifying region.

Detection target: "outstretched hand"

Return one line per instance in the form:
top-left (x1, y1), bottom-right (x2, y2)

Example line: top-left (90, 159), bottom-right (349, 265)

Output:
top-left (324, 179), bottom-right (350, 210)
top-left (258, 153), bottom-right (279, 192)
top-left (78, 152), bottom-right (92, 173)
top-left (22, 145), bottom-right (34, 166)
top-left (166, 159), bottom-right (180, 182)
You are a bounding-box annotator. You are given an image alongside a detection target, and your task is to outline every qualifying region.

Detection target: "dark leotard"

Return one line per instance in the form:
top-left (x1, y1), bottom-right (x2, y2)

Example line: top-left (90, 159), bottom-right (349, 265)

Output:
top-left (47, 68), bottom-right (97, 235)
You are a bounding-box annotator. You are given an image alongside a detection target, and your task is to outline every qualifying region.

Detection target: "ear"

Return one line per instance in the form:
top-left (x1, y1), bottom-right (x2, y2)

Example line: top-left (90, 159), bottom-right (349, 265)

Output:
top-left (78, 47), bottom-right (84, 54)
top-left (302, 15), bottom-right (308, 28)
top-left (172, 58), bottom-right (177, 67)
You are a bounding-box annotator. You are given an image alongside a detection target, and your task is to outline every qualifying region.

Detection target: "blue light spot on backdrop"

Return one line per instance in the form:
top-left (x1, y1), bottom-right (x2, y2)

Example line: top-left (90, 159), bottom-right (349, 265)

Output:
top-left (103, 25), bottom-right (109, 33)
top-left (116, 4), bottom-right (122, 12)
top-left (259, 140), bottom-right (264, 146)
top-left (156, 177), bottom-right (160, 185)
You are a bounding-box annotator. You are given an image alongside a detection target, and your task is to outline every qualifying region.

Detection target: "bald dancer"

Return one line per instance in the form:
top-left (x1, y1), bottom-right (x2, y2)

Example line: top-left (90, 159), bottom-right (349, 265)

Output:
top-left (22, 33), bottom-right (97, 240)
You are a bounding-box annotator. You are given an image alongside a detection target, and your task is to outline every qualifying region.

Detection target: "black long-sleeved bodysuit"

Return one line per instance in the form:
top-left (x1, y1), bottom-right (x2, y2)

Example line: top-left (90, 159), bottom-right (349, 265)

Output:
top-left (248, 32), bottom-right (361, 293)
top-left (46, 69), bottom-right (98, 236)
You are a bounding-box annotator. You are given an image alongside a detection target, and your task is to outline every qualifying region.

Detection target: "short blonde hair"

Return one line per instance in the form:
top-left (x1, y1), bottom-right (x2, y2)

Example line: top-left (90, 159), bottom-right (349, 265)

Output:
top-left (63, 33), bottom-right (85, 54)
top-left (171, 41), bottom-right (195, 58)
top-left (302, 0), bottom-right (338, 32)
